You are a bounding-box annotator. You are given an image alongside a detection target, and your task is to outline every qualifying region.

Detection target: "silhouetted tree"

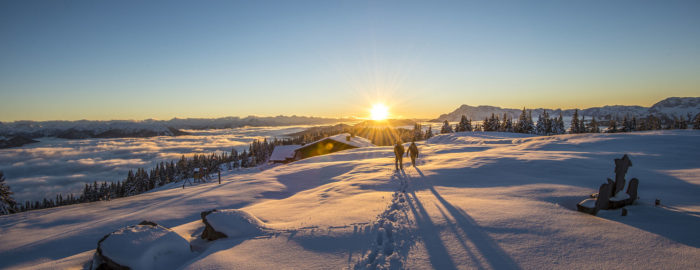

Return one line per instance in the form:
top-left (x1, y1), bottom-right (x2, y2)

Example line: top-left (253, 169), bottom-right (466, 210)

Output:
top-left (570, 109), bottom-right (580, 134)
top-left (0, 171), bottom-right (17, 215)
top-left (425, 126), bottom-right (433, 139)
top-left (607, 119), bottom-right (618, 133)
top-left (412, 123), bottom-right (423, 140)
top-left (457, 115), bottom-right (471, 132)
top-left (440, 120), bottom-right (453, 133)
top-left (589, 117), bottom-right (600, 133)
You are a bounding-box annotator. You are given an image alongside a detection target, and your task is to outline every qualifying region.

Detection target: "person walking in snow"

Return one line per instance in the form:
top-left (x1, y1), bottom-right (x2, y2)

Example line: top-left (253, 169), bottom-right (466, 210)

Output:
top-left (406, 141), bottom-right (419, 167)
top-left (394, 141), bottom-right (405, 170)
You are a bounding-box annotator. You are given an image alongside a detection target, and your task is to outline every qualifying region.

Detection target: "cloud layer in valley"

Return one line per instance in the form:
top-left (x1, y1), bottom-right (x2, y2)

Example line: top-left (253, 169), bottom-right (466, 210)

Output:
top-left (0, 126), bottom-right (308, 202)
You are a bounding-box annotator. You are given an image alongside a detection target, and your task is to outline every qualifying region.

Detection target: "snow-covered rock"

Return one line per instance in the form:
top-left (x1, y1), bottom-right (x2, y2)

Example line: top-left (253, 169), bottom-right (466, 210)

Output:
top-left (92, 221), bottom-right (192, 270)
top-left (200, 209), bottom-right (267, 240)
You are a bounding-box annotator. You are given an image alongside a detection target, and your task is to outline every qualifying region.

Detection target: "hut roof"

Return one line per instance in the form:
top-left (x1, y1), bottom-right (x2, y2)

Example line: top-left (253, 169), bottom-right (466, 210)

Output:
top-left (269, 145), bottom-right (301, 161)
top-left (298, 133), bottom-right (375, 150)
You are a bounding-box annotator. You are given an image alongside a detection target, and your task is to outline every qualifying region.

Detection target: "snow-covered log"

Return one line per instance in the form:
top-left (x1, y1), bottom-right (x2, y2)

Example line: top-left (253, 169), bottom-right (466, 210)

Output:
top-left (200, 209), bottom-right (266, 241)
top-left (92, 221), bottom-right (192, 270)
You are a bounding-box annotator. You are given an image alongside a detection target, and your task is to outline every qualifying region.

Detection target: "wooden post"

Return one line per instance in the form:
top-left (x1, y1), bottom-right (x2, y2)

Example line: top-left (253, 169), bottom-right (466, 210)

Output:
top-left (218, 171), bottom-right (221, 184)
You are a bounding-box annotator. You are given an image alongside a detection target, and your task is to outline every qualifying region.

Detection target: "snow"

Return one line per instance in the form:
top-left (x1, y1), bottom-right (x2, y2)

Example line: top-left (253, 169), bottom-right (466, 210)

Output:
top-left (579, 198), bottom-right (597, 208)
top-left (204, 209), bottom-right (266, 238)
top-left (433, 97), bottom-right (700, 122)
top-left (95, 224), bottom-right (192, 270)
top-left (1, 130), bottom-right (699, 269)
top-left (302, 133), bottom-right (375, 149)
top-left (610, 191), bottom-right (630, 202)
top-left (268, 145), bottom-right (300, 162)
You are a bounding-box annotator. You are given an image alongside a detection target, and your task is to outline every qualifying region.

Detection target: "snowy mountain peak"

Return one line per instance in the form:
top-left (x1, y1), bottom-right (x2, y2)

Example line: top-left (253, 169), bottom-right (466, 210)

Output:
top-left (433, 97), bottom-right (700, 122)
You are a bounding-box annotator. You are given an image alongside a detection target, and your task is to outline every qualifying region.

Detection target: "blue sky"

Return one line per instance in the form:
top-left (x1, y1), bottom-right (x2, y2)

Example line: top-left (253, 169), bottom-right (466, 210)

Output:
top-left (1, 0), bottom-right (699, 121)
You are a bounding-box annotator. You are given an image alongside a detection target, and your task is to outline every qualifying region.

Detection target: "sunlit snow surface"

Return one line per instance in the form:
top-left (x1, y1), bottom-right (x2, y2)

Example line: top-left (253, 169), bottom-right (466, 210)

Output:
top-left (0, 126), bottom-right (308, 202)
top-left (1, 130), bottom-right (699, 269)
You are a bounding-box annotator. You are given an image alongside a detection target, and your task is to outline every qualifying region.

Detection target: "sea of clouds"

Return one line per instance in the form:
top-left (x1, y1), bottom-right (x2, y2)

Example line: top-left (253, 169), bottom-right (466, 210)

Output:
top-left (0, 126), bottom-right (308, 202)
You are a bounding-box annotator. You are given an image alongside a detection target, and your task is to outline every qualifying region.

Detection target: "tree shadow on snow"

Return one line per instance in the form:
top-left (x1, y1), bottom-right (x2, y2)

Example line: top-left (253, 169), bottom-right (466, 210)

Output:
top-left (284, 229), bottom-right (376, 266)
top-left (596, 202), bottom-right (700, 248)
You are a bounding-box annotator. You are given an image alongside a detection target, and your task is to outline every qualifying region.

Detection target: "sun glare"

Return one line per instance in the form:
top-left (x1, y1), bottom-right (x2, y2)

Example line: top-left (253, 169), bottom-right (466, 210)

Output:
top-left (370, 103), bottom-right (390, 121)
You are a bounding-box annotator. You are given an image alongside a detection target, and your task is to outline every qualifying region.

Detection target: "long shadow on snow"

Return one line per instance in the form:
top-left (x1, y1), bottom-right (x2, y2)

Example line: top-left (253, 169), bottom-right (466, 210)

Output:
top-left (404, 168), bottom-right (521, 269)
top-left (284, 229), bottom-right (376, 266)
top-left (431, 146), bottom-right (491, 155)
top-left (258, 162), bottom-right (356, 199)
top-left (596, 202), bottom-right (700, 248)
top-left (410, 154), bottom-right (700, 250)
top-left (405, 190), bottom-right (459, 270)
top-left (428, 186), bottom-right (521, 269)
top-left (405, 152), bottom-right (700, 203)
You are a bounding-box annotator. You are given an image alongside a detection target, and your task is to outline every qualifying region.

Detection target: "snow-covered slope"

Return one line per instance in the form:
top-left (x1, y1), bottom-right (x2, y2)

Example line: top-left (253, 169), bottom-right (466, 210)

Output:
top-left (1, 131), bottom-right (699, 269)
top-left (648, 97), bottom-right (700, 118)
top-left (433, 97), bottom-right (700, 122)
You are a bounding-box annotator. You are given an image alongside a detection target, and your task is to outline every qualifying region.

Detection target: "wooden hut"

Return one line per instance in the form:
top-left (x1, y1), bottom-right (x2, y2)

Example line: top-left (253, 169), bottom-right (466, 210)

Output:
top-left (293, 133), bottom-right (374, 160)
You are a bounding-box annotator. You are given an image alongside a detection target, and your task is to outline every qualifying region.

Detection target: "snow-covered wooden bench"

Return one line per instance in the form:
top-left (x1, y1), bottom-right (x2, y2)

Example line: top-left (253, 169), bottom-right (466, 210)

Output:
top-left (577, 155), bottom-right (639, 215)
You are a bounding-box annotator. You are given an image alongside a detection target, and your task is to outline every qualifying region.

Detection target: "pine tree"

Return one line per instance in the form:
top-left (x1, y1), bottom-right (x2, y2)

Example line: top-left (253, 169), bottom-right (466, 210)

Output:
top-left (457, 115), bottom-right (470, 132)
top-left (570, 109), bottom-right (580, 134)
top-left (440, 120), bottom-right (453, 133)
top-left (675, 115), bottom-right (688, 129)
top-left (622, 115), bottom-right (632, 132)
top-left (503, 115), bottom-right (513, 133)
top-left (694, 113), bottom-right (700, 129)
top-left (1, 171), bottom-right (17, 215)
top-left (515, 108), bottom-right (526, 133)
top-left (525, 110), bottom-right (535, 134)
top-left (425, 126), bottom-right (433, 139)
top-left (480, 117), bottom-right (489, 131)
top-left (536, 112), bottom-right (546, 135)
top-left (557, 114), bottom-right (565, 134)
top-left (489, 113), bottom-right (500, 132)
top-left (607, 119), bottom-right (618, 133)
top-left (550, 113), bottom-right (564, 134)
top-left (579, 115), bottom-right (587, 133)
top-left (543, 110), bottom-right (551, 135)
top-left (589, 117), bottom-right (600, 133)
top-left (412, 123), bottom-right (423, 140)
top-left (647, 114), bottom-right (661, 130)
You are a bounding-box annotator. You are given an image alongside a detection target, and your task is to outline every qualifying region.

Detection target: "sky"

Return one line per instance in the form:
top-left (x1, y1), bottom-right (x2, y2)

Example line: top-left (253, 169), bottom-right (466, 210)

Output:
top-left (1, 0), bottom-right (699, 121)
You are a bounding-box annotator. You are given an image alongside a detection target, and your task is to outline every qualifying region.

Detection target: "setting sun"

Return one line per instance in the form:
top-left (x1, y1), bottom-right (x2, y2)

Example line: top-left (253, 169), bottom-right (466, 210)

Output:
top-left (370, 103), bottom-right (390, 120)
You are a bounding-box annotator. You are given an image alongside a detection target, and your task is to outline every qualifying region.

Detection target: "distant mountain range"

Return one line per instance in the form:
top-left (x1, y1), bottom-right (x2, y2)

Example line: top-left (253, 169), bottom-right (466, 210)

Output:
top-left (0, 116), bottom-right (347, 143)
top-left (431, 97), bottom-right (700, 122)
top-left (0, 135), bottom-right (39, 149)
